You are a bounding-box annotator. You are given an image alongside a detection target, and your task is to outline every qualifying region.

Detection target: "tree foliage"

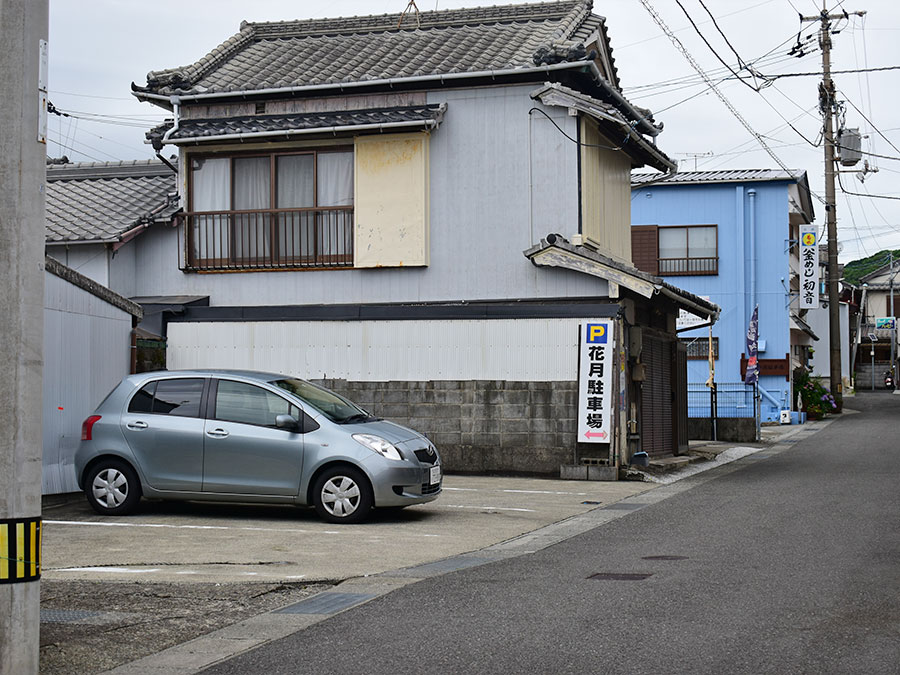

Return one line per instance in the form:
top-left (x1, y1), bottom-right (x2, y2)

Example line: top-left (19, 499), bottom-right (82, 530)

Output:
top-left (842, 249), bottom-right (900, 286)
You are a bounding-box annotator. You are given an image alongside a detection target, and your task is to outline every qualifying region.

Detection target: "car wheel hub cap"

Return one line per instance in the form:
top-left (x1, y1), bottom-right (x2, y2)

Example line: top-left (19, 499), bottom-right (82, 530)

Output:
top-left (92, 470), bottom-right (127, 508)
top-left (321, 476), bottom-right (360, 517)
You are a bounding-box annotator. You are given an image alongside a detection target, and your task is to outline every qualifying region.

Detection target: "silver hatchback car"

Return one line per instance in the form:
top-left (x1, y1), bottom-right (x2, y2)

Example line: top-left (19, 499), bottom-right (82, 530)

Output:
top-left (75, 370), bottom-right (442, 524)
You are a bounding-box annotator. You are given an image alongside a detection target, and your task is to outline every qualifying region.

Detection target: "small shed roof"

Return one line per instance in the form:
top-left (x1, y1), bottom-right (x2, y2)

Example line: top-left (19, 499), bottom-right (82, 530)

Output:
top-left (524, 235), bottom-right (720, 321)
top-left (45, 256), bottom-right (143, 319)
top-left (46, 160), bottom-right (179, 244)
top-left (151, 104), bottom-right (446, 145)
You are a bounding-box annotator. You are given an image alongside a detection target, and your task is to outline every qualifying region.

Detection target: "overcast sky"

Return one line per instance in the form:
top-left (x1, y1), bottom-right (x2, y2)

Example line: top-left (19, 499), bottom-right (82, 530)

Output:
top-left (47, 0), bottom-right (900, 264)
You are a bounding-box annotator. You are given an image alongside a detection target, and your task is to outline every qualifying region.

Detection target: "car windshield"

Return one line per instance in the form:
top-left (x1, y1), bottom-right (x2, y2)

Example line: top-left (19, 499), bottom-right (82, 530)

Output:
top-left (270, 378), bottom-right (376, 424)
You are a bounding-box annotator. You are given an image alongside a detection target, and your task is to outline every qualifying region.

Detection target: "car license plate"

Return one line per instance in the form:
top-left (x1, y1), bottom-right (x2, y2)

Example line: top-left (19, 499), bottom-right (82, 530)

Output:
top-left (430, 464), bottom-right (441, 484)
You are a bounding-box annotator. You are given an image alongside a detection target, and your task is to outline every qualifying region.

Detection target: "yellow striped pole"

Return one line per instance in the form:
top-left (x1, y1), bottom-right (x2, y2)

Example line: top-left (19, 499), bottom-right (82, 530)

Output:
top-left (0, 518), bottom-right (41, 584)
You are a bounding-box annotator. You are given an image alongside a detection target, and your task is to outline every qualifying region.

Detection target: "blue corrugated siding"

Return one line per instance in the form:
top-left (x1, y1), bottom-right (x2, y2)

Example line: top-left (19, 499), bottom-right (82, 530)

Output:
top-left (632, 180), bottom-right (794, 421)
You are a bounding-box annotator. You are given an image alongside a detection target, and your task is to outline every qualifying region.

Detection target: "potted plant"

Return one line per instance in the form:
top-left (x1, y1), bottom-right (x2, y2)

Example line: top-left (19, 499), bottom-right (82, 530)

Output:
top-left (795, 369), bottom-right (837, 419)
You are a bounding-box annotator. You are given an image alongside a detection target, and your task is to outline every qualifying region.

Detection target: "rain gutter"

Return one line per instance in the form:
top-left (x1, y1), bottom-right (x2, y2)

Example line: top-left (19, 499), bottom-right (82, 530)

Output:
top-left (161, 118), bottom-right (441, 146)
top-left (135, 60), bottom-right (661, 137)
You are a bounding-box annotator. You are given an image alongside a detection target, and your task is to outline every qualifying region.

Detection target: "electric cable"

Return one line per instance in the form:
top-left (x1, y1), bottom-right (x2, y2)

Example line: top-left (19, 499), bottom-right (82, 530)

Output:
top-left (838, 171), bottom-right (900, 201)
top-left (637, 0), bottom-right (825, 205)
top-left (674, 0), bottom-right (767, 92)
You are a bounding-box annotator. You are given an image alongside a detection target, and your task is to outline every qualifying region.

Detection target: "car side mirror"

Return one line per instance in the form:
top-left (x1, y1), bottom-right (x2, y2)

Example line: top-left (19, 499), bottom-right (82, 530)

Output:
top-left (275, 414), bottom-right (301, 432)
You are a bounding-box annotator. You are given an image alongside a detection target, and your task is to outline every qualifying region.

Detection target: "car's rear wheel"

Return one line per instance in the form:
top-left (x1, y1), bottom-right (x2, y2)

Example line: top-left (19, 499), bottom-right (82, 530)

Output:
top-left (312, 466), bottom-right (372, 524)
top-left (85, 459), bottom-right (141, 516)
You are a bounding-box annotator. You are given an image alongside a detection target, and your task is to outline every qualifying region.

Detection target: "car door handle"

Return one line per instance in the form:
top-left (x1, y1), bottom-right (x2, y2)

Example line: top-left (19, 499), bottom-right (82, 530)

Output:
top-left (126, 421), bottom-right (148, 430)
top-left (206, 428), bottom-right (229, 439)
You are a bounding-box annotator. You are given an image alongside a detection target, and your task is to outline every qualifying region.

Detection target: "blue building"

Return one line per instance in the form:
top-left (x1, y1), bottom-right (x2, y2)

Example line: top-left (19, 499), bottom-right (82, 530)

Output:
top-left (631, 170), bottom-right (817, 423)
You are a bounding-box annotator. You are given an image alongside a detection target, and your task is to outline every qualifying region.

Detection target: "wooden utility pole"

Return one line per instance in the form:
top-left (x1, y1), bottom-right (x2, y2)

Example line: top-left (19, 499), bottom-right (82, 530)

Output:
top-left (0, 1), bottom-right (48, 672)
top-left (802, 3), bottom-right (866, 408)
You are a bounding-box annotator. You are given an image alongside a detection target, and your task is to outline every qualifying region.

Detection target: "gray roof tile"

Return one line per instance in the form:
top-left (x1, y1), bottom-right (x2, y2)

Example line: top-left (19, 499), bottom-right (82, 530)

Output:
top-left (153, 104), bottom-right (446, 143)
top-left (631, 169), bottom-right (803, 185)
top-left (46, 160), bottom-right (179, 243)
top-left (140, 1), bottom-right (611, 96)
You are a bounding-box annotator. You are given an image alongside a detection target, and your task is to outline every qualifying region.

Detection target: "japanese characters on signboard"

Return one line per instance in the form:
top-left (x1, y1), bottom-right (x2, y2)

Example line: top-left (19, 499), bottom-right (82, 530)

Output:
top-left (578, 321), bottom-right (615, 443)
top-left (799, 225), bottom-right (819, 309)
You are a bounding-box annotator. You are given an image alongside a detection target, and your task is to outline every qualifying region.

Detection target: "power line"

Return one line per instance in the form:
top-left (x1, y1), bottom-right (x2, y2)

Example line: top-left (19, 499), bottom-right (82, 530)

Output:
top-left (674, 0), bottom-right (767, 92)
top-left (838, 91), bottom-right (900, 157)
top-left (769, 64), bottom-right (900, 79)
top-left (637, 0), bottom-right (823, 204)
top-left (47, 134), bottom-right (105, 163)
top-left (838, 171), bottom-right (900, 201)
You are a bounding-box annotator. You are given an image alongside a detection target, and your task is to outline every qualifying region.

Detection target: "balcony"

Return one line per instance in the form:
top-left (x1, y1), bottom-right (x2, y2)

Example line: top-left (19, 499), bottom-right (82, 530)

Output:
top-left (183, 207), bottom-right (353, 272)
top-left (658, 256), bottom-right (718, 276)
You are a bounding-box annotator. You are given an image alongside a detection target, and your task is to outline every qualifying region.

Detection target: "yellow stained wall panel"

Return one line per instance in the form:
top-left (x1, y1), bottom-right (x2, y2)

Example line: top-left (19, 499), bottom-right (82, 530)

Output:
top-left (580, 118), bottom-right (632, 264)
top-left (354, 132), bottom-right (430, 268)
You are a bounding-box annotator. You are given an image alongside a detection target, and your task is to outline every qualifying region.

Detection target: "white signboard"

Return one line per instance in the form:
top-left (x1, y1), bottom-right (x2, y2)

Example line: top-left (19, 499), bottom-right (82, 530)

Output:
top-left (676, 295), bottom-right (711, 330)
top-left (799, 225), bottom-right (819, 309)
top-left (577, 321), bottom-right (615, 443)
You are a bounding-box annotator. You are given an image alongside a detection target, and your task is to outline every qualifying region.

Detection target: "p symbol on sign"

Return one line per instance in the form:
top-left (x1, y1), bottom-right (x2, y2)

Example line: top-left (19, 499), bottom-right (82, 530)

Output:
top-left (587, 324), bottom-right (607, 343)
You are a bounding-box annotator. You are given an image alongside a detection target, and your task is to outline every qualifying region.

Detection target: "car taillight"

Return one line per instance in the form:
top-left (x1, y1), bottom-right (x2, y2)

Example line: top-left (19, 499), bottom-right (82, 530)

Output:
top-left (81, 415), bottom-right (101, 441)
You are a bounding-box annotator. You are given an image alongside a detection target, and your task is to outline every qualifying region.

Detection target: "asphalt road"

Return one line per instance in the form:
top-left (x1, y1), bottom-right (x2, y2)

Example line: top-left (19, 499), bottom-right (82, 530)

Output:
top-left (202, 393), bottom-right (900, 675)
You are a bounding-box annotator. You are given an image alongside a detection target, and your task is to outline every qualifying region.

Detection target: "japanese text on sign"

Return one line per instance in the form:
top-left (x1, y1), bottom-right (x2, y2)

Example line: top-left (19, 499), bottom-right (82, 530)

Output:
top-left (578, 321), bottom-right (615, 443)
top-left (799, 225), bottom-right (819, 309)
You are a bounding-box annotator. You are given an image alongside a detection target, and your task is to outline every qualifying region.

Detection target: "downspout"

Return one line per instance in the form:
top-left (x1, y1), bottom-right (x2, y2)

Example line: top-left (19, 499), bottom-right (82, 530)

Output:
top-left (152, 96), bottom-right (181, 173)
top-left (747, 188), bottom-right (782, 414)
top-left (748, 189), bottom-right (757, 314)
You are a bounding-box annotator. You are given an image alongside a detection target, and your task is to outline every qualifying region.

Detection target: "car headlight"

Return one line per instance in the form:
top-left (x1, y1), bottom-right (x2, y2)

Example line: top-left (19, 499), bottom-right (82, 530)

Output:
top-left (352, 434), bottom-right (403, 461)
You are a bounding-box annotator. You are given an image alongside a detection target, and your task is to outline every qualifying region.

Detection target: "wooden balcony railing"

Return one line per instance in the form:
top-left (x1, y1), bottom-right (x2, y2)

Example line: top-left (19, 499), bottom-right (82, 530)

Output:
top-left (183, 207), bottom-right (353, 271)
top-left (658, 256), bottom-right (718, 275)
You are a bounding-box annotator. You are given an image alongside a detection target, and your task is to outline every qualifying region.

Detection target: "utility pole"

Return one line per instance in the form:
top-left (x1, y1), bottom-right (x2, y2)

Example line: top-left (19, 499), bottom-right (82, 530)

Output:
top-left (890, 252), bottom-right (896, 381)
top-left (802, 3), bottom-right (866, 409)
top-left (0, 1), bottom-right (48, 673)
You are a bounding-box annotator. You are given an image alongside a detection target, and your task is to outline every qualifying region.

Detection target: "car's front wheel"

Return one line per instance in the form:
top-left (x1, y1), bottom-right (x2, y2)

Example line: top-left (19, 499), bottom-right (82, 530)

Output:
top-left (312, 466), bottom-right (372, 524)
top-left (85, 459), bottom-right (142, 516)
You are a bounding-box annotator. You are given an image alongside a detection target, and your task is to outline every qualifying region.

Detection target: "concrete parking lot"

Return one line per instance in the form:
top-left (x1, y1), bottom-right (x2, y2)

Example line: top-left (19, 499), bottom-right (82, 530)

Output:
top-left (42, 474), bottom-right (654, 584)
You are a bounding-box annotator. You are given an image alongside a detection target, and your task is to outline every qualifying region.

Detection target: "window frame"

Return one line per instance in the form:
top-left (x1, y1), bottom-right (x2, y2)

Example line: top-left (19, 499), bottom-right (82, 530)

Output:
top-left (184, 146), bottom-right (354, 271)
top-left (680, 336), bottom-right (719, 360)
top-left (127, 377), bottom-right (208, 418)
top-left (657, 224), bottom-right (718, 276)
top-left (210, 378), bottom-right (302, 429)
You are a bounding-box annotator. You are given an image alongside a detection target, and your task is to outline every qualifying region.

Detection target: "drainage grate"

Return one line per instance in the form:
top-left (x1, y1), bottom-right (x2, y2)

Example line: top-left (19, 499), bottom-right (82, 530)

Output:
top-left (602, 502), bottom-right (647, 511)
top-left (41, 609), bottom-right (102, 624)
top-left (391, 556), bottom-right (491, 578)
top-left (641, 555), bottom-right (689, 561)
top-left (275, 592), bottom-right (375, 615)
top-left (588, 572), bottom-right (653, 581)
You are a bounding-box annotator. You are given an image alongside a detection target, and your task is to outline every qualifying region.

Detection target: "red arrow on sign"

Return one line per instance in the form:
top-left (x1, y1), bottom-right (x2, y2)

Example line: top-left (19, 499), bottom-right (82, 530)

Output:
top-left (584, 430), bottom-right (608, 440)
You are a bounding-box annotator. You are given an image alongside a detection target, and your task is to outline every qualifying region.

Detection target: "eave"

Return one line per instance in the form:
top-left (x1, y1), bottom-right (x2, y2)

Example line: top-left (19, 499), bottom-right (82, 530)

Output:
top-left (524, 235), bottom-right (720, 322)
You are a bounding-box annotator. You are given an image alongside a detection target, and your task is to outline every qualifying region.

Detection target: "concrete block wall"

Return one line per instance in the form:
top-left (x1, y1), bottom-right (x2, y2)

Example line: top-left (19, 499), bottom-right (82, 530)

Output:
top-left (314, 379), bottom-right (581, 475)
top-left (854, 362), bottom-right (896, 390)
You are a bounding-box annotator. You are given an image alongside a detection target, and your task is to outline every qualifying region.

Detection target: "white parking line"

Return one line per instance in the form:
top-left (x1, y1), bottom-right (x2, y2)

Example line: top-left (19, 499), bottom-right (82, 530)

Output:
top-left (444, 487), bottom-right (589, 496)
top-left (438, 505), bottom-right (535, 513)
top-left (56, 567), bottom-right (161, 574)
top-left (502, 489), bottom-right (589, 496)
top-left (43, 519), bottom-right (444, 538)
top-left (44, 520), bottom-right (325, 535)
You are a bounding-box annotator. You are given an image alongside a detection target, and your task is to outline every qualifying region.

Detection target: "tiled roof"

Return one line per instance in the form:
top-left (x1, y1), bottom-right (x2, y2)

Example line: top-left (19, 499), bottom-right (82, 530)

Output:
top-left (138, 1), bottom-right (611, 96)
top-left (152, 104), bottom-right (446, 143)
top-left (631, 169), bottom-right (803, 186)
top-left (46, 160), bottom-right (179, 243)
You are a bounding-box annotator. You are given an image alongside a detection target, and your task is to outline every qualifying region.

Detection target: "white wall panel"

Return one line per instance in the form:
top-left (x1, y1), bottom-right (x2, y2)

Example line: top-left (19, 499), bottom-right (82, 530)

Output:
top-left (43, 272), bottom-right (133, 494)
top-left (168, 318), bottom-right (587, 382)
